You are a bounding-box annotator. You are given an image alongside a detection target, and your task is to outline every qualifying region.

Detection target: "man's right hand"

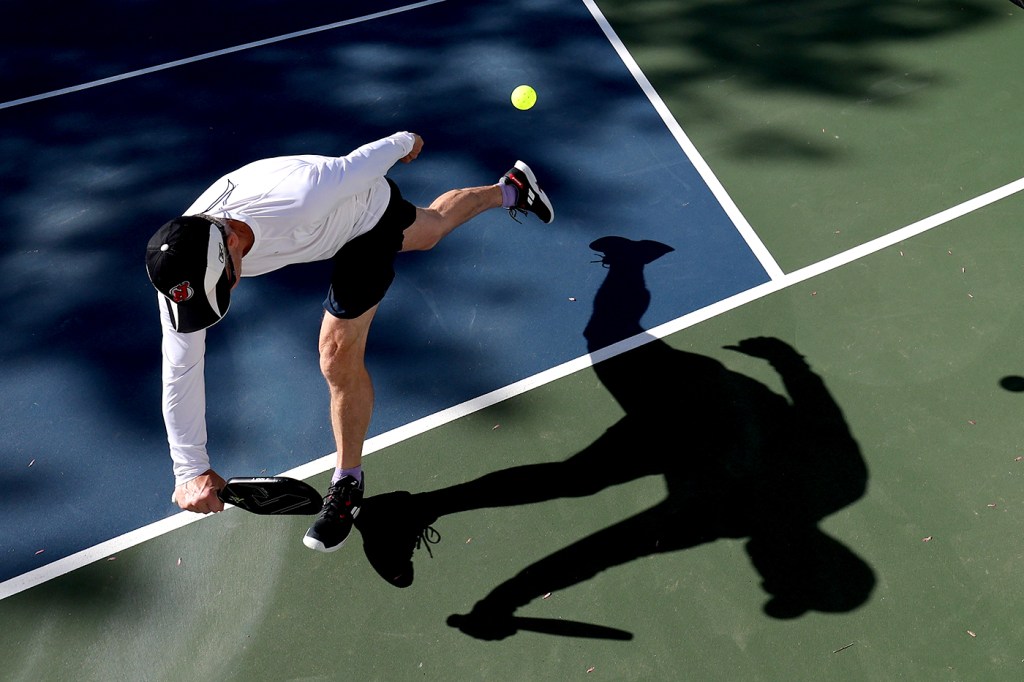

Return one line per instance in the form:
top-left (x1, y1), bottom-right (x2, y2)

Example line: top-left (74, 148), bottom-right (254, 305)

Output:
top-left (172, 469), bottom-right (227, 514)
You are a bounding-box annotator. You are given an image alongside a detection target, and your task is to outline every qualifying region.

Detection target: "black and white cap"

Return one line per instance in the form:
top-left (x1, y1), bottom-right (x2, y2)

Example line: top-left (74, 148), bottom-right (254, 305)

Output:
top-left (146, 216), bottom-right (232, 333)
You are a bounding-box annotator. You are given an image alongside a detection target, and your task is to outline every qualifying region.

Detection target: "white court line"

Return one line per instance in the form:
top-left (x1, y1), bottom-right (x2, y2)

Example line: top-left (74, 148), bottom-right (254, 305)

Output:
top-left (580, 0), bottom-right (786, 282)
top-left (0, 0), bottom-right (447, 111)
top-left (4, 0), bottom-right (1023, 603)
top-left (3, 174), bottom-right (1021, 603)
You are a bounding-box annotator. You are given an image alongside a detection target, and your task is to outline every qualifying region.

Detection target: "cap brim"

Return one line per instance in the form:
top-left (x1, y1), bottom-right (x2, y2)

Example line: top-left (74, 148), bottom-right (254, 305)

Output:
top-left (163, 269), bottom-right (232, 333)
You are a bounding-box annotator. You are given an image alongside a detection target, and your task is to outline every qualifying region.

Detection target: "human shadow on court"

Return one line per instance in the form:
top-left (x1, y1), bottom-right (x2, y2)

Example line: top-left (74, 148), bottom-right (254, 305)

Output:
top-left (356, 236), bottom-right (874, 640)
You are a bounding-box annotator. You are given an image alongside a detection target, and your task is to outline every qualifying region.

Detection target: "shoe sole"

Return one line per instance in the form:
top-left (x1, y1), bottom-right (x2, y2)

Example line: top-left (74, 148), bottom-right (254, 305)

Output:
top-left (302, 534), bottom-right (348, 553)
top-left (302, 507), bottom-right (360, 553)
top-left (513, 161), bottom-right (554, 223)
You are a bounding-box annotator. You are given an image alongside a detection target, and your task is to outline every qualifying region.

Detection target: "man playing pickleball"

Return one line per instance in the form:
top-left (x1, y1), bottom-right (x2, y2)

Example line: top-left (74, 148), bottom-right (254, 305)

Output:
top-left (145, 131), bottom-right (554, 553)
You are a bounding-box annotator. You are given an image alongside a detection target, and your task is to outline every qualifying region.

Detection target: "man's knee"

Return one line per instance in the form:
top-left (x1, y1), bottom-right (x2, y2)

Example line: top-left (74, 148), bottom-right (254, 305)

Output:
top-left (318, 310), bottom-right (374, 384)
top-left (319, 336), bottom-right (363, 387)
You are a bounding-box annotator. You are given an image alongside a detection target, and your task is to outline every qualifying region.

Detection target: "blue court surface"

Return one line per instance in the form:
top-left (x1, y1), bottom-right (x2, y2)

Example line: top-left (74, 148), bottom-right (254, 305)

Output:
top-left (0, 0), bottom-right (770, 589)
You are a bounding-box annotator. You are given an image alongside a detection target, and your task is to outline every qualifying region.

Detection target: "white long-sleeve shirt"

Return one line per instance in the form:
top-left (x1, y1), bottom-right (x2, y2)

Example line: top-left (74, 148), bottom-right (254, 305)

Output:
top-left (159, 132), bottom-right (417, 487)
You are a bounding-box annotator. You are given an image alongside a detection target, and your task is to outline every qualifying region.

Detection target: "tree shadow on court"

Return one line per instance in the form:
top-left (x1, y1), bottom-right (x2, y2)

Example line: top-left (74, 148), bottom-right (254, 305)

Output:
top-left (358, 236), bottom-right (874, 640)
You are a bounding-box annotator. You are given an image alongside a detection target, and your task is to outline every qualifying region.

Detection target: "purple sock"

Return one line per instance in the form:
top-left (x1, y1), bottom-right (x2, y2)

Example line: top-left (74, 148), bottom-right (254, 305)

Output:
top-left (500, 182), bottom-right (518, 208)
top-left (332, 465), bottom-right (362, 484)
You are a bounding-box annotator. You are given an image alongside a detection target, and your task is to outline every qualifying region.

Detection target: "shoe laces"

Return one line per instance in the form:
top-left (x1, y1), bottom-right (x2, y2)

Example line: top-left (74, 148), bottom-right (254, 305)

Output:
top-left (415, 525), bottom-right (441, 558)
top-left (320, 480), bottom-right (358, 519)
top-left (506, 207), bottom-right (526, 224)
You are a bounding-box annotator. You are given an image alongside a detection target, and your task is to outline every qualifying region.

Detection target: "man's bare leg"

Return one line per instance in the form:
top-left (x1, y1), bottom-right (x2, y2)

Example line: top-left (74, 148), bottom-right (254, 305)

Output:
top-left (303, 305), bottom-right (378, 552)
top-left (400, 185), bottom-right (503, 252)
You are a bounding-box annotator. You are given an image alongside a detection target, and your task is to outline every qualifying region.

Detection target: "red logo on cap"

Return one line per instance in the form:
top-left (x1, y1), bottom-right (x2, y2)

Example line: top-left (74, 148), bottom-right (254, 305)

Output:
top-left (170, 281), bottom-right (194, 303)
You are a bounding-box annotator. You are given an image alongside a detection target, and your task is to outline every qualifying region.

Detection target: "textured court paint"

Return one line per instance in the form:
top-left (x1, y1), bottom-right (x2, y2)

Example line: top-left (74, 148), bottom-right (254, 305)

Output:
top-left (0, 0), bottom-right (435, 103)
top-left (4, 206), bottom-right (1024, 679)
top-left (0, 0), bottom-right (768, 588)
top-left (597, 0), bottom-right (1024, 272)
top-left (0, 1), bottom-right (449, 110)
top-left (3, 1), bottom-right (1024, 680)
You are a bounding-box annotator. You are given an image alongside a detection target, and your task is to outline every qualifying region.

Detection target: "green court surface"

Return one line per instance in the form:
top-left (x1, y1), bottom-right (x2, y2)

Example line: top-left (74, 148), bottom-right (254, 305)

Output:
top-left (3, 2), bottom-right (1024, 681)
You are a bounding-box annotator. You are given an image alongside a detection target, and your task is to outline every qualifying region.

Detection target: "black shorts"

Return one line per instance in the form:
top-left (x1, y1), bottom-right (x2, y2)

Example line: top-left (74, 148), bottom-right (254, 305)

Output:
top-left (323, 178), bottom-right (417, 319)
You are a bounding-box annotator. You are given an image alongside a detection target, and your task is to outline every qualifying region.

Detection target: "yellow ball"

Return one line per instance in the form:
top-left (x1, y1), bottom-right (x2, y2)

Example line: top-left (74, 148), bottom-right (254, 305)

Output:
top-left (511, 85), bottom-right (537, 110)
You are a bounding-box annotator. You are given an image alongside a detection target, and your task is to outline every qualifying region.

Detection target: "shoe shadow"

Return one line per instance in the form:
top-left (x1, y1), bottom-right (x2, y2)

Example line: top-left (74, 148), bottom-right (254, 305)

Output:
top-left (358, 235), bottom-right (874, 641)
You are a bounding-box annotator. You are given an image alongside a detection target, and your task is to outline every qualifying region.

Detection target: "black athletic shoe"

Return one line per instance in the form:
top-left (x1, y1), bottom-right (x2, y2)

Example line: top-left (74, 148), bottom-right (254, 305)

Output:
top-left (302, 475), bottom-right (364, 553)
top-left (356, 491), bottom-right (439, 588)
top-left (500, 160), bottom-right (554, 224)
